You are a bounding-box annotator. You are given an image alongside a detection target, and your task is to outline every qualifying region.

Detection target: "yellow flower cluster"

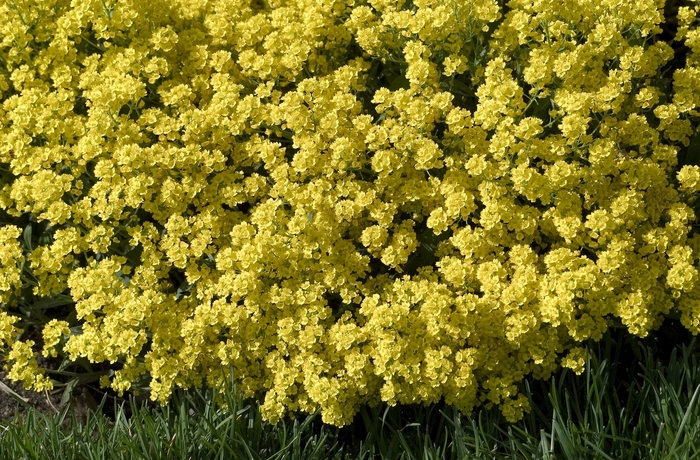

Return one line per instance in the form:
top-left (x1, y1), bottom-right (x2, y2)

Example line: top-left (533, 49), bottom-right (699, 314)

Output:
top-left (1, 0), bottom-right (700, 426)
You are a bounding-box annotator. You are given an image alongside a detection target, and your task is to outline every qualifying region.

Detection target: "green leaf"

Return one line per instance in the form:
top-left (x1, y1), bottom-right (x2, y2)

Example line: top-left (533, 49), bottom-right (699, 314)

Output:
top-left (389, 75), bottom-right (410, 91)
top-left (530, 95), bottom-right (553, 123)
top-left (681, 129), bottom-right (700, 167)
top-left (449, 77), bottom-right (476, 99)
top-left (29, 294), bottom-right (74, 310)
top-left (60, 377), bottom-right (79, 408)
top-left (22, 224), bottom-right (32, 252)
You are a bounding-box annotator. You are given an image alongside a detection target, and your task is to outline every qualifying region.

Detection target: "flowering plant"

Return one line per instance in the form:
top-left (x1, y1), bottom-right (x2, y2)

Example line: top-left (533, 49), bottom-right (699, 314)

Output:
top-left (1, 0), bottom-right (700, 426)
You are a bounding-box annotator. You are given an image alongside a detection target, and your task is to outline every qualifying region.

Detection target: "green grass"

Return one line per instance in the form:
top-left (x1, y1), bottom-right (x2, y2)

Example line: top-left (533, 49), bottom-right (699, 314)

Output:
top-left (2, 322), bottom-right (700, 459)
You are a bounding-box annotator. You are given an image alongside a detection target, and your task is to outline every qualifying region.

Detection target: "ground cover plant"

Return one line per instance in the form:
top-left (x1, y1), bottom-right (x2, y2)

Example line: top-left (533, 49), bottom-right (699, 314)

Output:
top-left (1, 0), bottom-right (700, 431)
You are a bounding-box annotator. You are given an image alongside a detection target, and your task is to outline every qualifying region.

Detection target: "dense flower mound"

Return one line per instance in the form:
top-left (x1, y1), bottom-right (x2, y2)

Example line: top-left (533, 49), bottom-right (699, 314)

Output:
top-left (1, 0), bottom-right (700, 426)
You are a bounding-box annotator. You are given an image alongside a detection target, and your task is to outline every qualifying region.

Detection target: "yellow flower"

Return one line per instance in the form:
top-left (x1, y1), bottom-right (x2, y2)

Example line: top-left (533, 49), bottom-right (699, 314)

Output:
top-left (678, 165), bottom-right (700, 193)
top-left (562, 347), bottom-right (587, 375)
top-left (42, 319), bottom-right (71, 358)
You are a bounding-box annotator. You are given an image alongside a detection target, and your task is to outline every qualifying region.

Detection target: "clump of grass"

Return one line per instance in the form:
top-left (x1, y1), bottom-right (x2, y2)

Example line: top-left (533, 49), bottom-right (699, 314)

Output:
top-left (2, 324), bottom-right (700, 459)
top-left (0, 369), bottom-right (345, 460)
